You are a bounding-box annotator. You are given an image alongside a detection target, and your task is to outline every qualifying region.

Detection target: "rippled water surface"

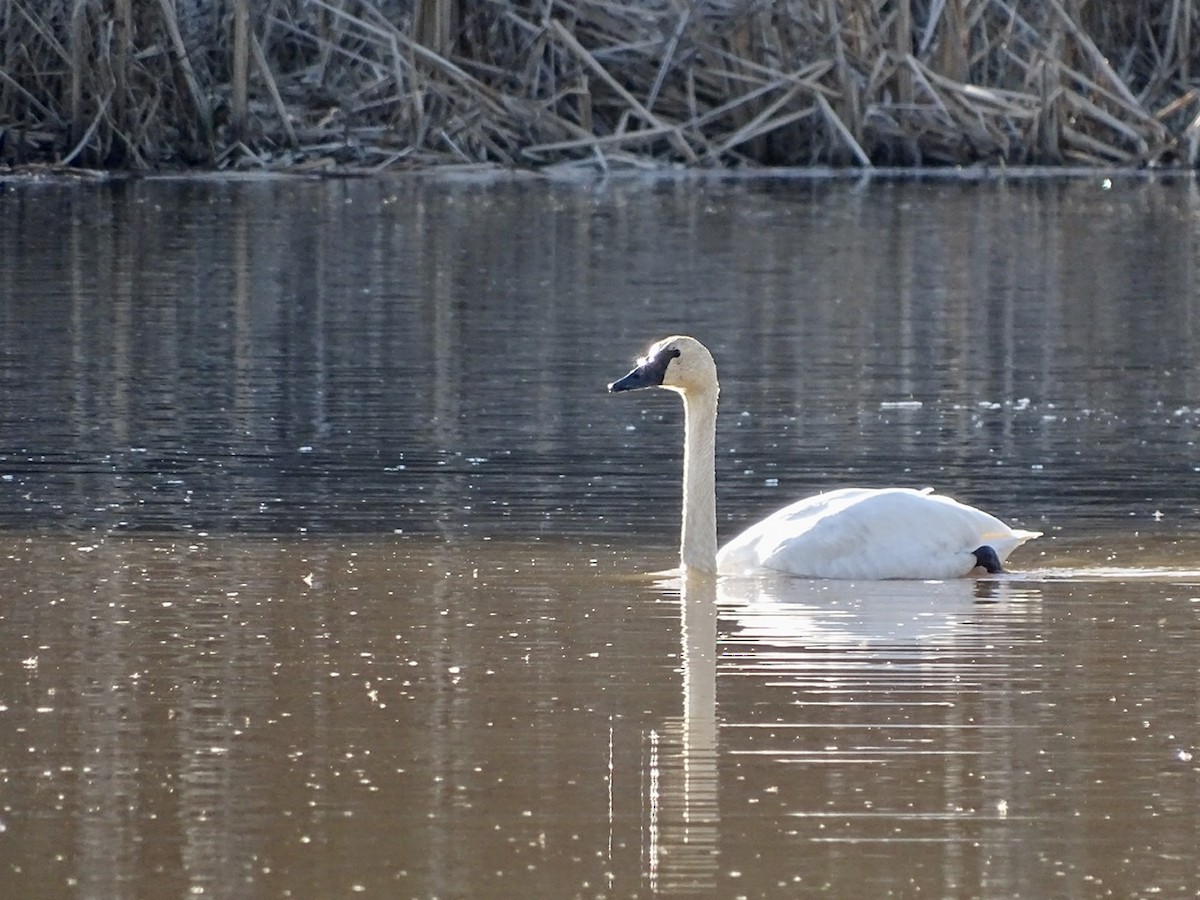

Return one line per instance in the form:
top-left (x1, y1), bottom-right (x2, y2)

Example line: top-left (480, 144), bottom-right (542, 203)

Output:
top-left (1, 174), bottom-right (1199, 898)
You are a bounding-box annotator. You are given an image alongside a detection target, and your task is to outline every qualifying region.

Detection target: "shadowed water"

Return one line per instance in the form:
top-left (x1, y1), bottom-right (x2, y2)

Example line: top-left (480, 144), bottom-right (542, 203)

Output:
top-left (1, 174), bottom-right (1199, 898)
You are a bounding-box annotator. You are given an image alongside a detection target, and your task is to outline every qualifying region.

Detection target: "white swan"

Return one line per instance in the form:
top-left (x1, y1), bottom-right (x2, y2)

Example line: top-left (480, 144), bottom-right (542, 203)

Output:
top-left (608, 335), bottom-right (1041, 579)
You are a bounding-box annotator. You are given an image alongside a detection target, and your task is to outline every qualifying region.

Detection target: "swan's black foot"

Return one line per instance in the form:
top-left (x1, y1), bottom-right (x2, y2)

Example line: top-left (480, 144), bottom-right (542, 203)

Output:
top-left (971, 545), bottom-right (1004, 575)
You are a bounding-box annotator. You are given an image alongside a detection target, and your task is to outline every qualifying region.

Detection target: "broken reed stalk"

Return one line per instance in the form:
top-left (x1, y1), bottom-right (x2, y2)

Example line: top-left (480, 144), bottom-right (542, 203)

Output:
top-left (251, 30), bottom-right (299, 150)
top-left (154, 0), bottom-right (213, 154)
top-left (232, 0), bottom-right (250, 143)
top-left (68, 0), bottom-right (86, 151)
top-left (5, 1), bottom-right (1200, 171)
top-left (111, 0), bottom-right (132, 159)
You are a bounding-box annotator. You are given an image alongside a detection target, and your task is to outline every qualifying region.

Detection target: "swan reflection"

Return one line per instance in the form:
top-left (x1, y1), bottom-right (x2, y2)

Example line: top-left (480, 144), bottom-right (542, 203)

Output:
top-left (644, 573), bottom-right (719, 895)
top-left (721, 574), bottom-right (1043, 649)
top-left (640, 572), bottom-right (1044, 893)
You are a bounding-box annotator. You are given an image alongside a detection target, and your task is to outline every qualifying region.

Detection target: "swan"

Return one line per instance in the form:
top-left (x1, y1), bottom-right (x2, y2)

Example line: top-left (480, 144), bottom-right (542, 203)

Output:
top-left (608, 335), bottom-right (1041, 579)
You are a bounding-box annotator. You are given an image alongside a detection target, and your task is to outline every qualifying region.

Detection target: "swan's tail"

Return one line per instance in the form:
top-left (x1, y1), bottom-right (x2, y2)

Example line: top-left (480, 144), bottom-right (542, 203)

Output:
top-left (989, 528), bottom-right (1042, 562)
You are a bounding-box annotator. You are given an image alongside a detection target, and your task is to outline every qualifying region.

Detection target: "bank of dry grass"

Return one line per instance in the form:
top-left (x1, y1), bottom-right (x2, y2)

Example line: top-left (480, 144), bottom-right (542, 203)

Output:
top-left (3, 0), bottom-right (1200, 172)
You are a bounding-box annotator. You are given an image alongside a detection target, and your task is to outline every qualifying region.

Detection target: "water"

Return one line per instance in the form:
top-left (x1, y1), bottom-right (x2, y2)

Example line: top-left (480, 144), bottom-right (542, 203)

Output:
top-left (1, 173), bottom-right (1199, 898)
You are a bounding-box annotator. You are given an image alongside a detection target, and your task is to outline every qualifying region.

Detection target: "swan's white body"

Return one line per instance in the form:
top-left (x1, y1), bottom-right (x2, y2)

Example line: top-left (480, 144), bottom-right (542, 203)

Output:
top-left (609, 335), bottom-right (1040, 580)
top-left (716, 486), bottom-right (1037, 579)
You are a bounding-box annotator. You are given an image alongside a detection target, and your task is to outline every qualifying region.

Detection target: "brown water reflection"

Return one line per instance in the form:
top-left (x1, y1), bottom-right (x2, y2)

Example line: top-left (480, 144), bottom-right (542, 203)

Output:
top-left (1, 534), bottom-right (1197, 898)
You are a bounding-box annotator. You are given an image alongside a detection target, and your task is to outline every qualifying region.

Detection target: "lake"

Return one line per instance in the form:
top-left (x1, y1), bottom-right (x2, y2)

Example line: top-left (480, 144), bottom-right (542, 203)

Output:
top-left (0, 171), bottom-right (1198, 898)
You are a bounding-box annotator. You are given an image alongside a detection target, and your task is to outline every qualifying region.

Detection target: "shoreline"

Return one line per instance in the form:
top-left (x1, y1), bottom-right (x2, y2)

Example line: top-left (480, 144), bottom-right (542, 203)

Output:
top-left (3, 162), bottom-right (1199, 186)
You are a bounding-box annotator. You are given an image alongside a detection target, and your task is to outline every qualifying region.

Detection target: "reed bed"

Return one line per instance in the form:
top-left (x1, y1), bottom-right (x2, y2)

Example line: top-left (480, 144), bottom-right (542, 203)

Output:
top-left (3, 0), bottom-right (1200, 172)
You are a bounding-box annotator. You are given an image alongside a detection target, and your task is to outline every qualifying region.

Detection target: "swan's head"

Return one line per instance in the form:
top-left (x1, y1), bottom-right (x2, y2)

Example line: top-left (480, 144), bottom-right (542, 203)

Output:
top-left (608, 335), bottom-right (718, 398)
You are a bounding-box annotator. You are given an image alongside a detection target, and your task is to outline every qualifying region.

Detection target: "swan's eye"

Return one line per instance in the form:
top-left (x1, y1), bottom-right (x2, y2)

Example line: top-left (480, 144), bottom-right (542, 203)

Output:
top-left (658, 346), bottom-right (681, 368)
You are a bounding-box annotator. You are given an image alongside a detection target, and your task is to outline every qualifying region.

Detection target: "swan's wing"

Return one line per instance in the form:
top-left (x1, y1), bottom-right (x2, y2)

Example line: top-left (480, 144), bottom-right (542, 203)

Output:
top-left (717, 487), bottom-right (1039, 580)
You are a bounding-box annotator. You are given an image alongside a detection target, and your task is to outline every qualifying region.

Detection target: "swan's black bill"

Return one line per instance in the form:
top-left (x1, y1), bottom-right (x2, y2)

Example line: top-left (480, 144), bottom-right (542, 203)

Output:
top-left (608, 346), bottom-right (680, 393)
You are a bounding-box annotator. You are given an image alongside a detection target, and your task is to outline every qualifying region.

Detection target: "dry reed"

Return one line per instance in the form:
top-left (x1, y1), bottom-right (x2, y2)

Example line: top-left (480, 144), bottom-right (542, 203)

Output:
top-left (3, 0), bottom-right (1200, 172)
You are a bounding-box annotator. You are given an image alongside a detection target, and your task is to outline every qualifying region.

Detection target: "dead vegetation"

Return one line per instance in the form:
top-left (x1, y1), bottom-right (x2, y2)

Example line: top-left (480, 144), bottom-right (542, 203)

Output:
top-left (4, 0), bottom-right (1200, 172)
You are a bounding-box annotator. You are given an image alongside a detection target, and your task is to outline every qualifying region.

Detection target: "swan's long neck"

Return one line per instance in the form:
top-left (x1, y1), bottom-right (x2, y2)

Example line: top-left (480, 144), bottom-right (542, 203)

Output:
top-left (680, 387), bottom-right (719, 574)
